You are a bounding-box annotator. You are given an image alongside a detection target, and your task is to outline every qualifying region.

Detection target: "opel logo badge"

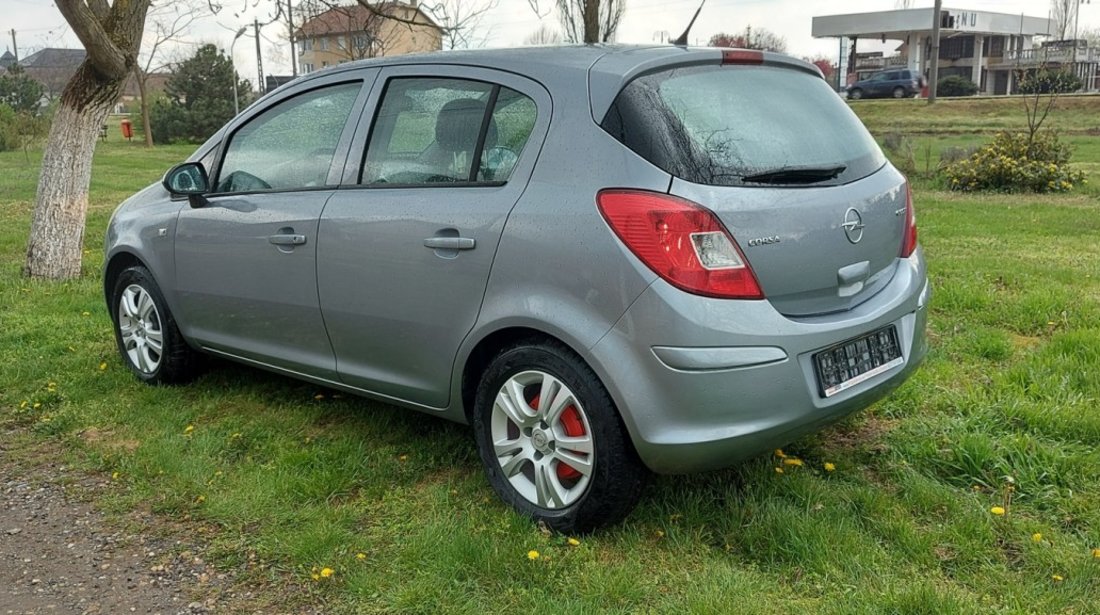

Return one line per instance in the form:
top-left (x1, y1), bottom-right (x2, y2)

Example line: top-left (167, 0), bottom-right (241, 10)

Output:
top-left (842, 207), bottom-right (864, 244)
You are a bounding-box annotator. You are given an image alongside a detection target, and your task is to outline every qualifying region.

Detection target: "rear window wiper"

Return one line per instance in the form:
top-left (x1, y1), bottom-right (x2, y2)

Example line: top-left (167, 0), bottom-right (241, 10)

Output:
top-left (741, 165), bottom-right (847, 185)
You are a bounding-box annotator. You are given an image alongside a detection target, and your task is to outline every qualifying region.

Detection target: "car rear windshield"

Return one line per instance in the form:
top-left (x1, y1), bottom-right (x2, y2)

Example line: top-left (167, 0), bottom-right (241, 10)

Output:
top-left (601, 64), bottom-right (886, 187)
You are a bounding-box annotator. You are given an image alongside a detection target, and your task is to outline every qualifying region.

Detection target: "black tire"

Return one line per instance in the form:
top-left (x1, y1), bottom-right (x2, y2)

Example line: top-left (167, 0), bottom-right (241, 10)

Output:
top-left (848, 88), bottom-right (863, 100)
top-left (472, 341), bottom-right (647, 533)
top-left (110, 265), bottom-right (200, 385)
top-left (892, 86), bottom-right (906, 99)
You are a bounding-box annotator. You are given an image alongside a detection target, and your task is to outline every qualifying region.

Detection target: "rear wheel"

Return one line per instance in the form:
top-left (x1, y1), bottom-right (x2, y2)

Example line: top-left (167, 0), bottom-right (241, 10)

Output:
top-left (472, 341), bottom-right (646, 533)
top-left (111, 266), bottom-right (200, 384)
top-left (848, 88), bottom-right (863, 100)
top-left (892, 86), bottom-right (906, 99)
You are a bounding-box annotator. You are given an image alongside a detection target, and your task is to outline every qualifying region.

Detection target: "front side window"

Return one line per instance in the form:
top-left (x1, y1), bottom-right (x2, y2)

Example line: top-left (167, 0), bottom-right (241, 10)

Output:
top-left (216, 82), bottom-right (360, 193)
top-left (361, 77), bottom-right (536, 186)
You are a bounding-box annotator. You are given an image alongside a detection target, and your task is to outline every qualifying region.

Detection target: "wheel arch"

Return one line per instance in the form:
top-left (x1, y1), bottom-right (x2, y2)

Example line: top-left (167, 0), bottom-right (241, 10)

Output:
top-left (459, 326), bottom-right (588, 424)
top-left (103, 251), bottom-right (149, 312)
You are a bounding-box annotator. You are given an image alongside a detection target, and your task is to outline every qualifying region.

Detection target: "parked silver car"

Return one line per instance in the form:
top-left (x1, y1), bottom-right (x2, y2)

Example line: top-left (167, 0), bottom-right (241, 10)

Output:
top-left (105, 46), bottom-right (928, 532)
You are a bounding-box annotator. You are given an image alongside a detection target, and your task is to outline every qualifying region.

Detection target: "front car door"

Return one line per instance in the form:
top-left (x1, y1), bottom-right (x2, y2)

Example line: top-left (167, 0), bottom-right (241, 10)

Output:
top-left (318, 66), bottom-right (551, 408)
top-left (174, 72), bottom-right (374, 378)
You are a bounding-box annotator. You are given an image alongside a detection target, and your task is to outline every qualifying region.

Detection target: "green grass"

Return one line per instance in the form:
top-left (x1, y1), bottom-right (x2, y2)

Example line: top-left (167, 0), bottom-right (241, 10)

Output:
top-left (4, 100), bottom-right (1100, 613)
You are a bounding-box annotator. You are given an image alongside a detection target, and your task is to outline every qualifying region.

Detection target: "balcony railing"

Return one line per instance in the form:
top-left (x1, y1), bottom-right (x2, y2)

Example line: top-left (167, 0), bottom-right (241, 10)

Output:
top-left (1005, 47), bottom-right (1099, 65)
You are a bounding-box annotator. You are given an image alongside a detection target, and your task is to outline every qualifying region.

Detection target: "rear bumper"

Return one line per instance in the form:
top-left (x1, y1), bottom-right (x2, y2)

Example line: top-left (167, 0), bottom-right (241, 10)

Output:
top-left (588, 249), bottom-right (929, 474)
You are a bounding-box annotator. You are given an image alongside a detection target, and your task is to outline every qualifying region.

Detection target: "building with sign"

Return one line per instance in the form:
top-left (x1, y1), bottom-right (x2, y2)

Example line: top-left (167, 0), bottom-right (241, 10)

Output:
top-left (812, 7), bottom-right (1098, 94)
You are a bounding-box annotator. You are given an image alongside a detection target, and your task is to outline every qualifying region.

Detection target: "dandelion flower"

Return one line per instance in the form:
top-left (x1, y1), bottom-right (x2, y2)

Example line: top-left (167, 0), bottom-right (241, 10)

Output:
top-left (398, 454), bottom-right (408, 462)
top-left (567, 538), bottom-right (580, 547)
top-left (356, 552), bottom-right (366, 560)
top-left (99, 361), bottom-right (108, 371)
top-left (195, 495), bottom-right (205, 504)
top-left (313, 394), bottom-right (325, 400)
top-left (33, 402), bottom-right (41, 409)
top-left (1032, 533), bottom-right (1043, 543)
top-left (527, 550), bottom-right (540, 560)
top-left (1091, 548), bottom-right (1100, 559)
top-left (184, 424), bottom-right (194, 434)
top-left (111, 471), bottom-right (120, 480)
top-left (774, 449), bottom-right (786, 459)
top-left (774, 467), bottom-right (784, 474)
top-left (1051, 574), bottom-right (1063, 582)
top-left (311, 573), bottom-right (320, 580)
top-left (990, 506), bottom-right (1006, 516)
top-left (783, 458), bottom-right (803, 467)
top-left (320, 567), bottom-right (334, 578)
top-left (82, 311), bottom-right (90, 316)
top-left (655, 530), bottom-right (665, 538)
top-left (823, 462), bottom-right (836, 472)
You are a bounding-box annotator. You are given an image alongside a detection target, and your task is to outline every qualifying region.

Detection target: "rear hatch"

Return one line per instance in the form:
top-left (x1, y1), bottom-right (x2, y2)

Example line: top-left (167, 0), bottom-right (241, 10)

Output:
top-left (599, 52), bottom-right (907, 316)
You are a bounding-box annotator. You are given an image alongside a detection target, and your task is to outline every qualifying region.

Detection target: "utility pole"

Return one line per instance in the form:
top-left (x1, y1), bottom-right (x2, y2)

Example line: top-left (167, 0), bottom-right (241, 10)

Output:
top-left (9, 29), bottom-right (17, 64)
top-left (254, 20), bottom-right (265, 96)
top-left (928, 0), bottom-right (943, 104)
top-left (287, 0), bottom-right (297, 76)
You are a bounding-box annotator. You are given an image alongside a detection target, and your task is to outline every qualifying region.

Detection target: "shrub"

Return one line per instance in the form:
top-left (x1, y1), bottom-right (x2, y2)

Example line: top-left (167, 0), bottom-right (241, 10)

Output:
top-left (944, 131), bottom-right (1085, 193)
top-left (1017, 70), bottom-right (1082, 94)
top-left (937, 75), bottom-right (979, 97)
top-left (882, 132), bottom-right (916, 176)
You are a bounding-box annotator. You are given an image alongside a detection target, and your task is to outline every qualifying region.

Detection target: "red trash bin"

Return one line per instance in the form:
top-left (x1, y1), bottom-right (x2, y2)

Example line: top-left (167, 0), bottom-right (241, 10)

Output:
top-left (120, 119), bottom-right (133, 141)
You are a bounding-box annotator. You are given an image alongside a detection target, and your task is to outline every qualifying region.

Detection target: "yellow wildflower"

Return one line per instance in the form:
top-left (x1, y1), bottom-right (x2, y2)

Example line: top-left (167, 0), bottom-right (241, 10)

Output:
top-left (195, 495), bottom-right (205, 503)
top-left (1032, 533), bottom-right (1043, 543)
top-left (356, 552), bottom-right (366, 560)
top-left (990, 506), bottom-right (1006, 516)
top-left (82, 311), bottom-right (90, 316)
top-left (774, 467), bottom-right (784, 474)
top-left (774, 449), bottom-right (786, 459)
top-left (320, 567), bottom-right (334, 578)
top-left (1051, 574), bottom-right (1063, 582)
top-left (313, 394), bottom-right (325, 400)
top-left (184, 424), bottom-right (194, 434)
top-left (567, 538), bottom-right (580, 547)
top-left (33, 402), bottom-right (41, 409)
top-left (655, 530), bottom-right (665, 538)
top-left (1091, 548), bottom-right (1100, 559)
top-left (823, 462), bottom-right (836, 472)
top-left (311, 573), bottom-right (320, 580)
top-left (783, 458), bottom-right (803, 467)
top-left (527, 550), bottom-right (540, 560)
top-left (111, 471), bottom-right (120, 480)
top-left (99, 361), bottom-right (108, 371)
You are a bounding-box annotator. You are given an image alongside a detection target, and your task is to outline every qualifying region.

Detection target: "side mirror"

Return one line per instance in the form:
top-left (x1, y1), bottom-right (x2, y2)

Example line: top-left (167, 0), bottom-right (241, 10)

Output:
top-left (163, 162), bottom-right (210, 196)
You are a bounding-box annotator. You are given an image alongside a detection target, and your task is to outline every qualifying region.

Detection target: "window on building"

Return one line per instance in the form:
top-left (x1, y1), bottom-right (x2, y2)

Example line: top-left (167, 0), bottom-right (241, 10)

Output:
top-left (300, 39), bottom-right (313, 53)
top-left (940, 36), bottom-right (975, 60)
top-left (301, 62), bottom-right (314, 74)
top-left (319, 37), bottom-right (329, 51)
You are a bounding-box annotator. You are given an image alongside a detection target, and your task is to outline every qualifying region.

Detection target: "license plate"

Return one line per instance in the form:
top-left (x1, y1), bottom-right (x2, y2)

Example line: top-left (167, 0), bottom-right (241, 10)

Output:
top-left (813, 326), bottom-right (903, 398)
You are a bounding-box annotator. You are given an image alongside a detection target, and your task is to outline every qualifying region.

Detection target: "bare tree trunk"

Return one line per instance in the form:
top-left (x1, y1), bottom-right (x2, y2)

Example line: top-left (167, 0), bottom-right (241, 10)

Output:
top-left (136, 64), bottom-right (154, 147)
top-left (23, 64), bottom-right (122, 280)
top-left (583, 0), bottom-right (599, 43)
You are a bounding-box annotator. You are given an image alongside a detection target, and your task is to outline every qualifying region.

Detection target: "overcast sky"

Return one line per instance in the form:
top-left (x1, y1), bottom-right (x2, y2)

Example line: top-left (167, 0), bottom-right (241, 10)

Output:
top-left (4, 0), bottom-right (1099, 82)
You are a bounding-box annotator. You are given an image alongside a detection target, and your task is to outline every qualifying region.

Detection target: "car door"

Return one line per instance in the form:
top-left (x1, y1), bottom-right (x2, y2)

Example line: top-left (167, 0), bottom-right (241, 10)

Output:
top-left (318, 66), bottom-right (551, 408)
top-left (174, 72), bottom-right (375, 378)
top-left (868, 72), bottom-right (888, 96)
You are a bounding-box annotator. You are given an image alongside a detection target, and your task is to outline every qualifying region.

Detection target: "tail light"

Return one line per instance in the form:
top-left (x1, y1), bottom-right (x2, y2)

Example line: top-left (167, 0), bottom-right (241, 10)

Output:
top-left (900, 183), bottom-right (918, 257)
top-left (722, 50), bottom-right (764, 65)
top-left (596, 189), bottom-right (763, 299)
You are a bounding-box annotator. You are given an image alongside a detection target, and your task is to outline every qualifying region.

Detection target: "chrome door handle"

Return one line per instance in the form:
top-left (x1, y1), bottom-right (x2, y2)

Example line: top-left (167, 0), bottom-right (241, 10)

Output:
top-left (423, 237), bottom-right (475, 250)
top-left (269, 234), bottom-right (307, 246)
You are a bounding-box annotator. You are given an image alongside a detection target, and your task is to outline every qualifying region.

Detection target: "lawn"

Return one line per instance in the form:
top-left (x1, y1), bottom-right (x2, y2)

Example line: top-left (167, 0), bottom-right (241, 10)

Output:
top-left (2, 97), bottom-right (1100, 613)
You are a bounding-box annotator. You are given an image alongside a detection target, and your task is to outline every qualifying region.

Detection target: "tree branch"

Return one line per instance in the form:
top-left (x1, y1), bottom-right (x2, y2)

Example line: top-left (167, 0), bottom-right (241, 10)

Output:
top-left (55, 0), bottom-right (130, 79)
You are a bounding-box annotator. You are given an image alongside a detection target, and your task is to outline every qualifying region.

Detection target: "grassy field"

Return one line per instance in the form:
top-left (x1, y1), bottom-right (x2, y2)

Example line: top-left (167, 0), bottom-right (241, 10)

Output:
top-left (3, 97), bottom-right (1100, 613)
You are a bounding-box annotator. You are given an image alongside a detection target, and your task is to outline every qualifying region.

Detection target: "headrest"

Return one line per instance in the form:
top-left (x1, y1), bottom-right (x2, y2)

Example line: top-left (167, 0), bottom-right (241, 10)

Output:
top-left (435, 98), bottom-right (497, 152)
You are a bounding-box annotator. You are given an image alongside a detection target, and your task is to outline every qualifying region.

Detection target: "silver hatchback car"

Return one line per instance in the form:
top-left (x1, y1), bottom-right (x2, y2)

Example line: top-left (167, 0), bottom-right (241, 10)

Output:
top-left (105, 46), bottom-right (928, 532)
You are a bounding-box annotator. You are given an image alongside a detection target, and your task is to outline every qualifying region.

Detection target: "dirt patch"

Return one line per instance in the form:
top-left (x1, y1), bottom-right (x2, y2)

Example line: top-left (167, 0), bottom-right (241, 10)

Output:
top-left (0, 431), bottom-right (315, 615)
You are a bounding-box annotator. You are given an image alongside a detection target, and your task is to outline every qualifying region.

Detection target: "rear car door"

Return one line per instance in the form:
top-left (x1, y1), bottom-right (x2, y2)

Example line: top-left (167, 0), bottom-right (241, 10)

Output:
top-left (318, 66), bottom-right (551, 407)
top-left (174, 73), bottom-right (374, 377)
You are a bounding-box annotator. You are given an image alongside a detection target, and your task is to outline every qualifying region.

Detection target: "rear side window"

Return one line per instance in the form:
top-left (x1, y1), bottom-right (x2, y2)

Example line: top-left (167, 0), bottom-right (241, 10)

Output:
top-left (361, 77), bottom-right (536, 186)
top-left (602, 65), bottom-right (884, 187)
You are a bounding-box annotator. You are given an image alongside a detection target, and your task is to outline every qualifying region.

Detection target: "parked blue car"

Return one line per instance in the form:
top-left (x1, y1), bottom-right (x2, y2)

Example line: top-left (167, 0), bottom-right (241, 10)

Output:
top-left (848, 68), bottom-right (923, 99)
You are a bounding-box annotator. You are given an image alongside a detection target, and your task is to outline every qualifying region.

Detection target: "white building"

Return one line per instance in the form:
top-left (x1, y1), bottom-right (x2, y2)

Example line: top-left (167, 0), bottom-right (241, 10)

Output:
top-left (812, 7), bottom-right (1098, 94)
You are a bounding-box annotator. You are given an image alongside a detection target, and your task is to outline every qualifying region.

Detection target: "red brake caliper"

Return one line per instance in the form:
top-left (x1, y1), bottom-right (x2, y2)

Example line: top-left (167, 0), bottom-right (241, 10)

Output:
top-left (529, 394), bottom-right (586, 481)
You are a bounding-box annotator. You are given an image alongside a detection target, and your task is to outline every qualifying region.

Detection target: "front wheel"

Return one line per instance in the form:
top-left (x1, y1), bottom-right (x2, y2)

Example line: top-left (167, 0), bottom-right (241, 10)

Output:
top-left (111, 265), bottom-right (200, 384)
top-left (472, 341), bottom-right (647, 533)
top-left (892, 86), bottom-right (906, 99)
top-left (848, 88), bottom-right (863, 100)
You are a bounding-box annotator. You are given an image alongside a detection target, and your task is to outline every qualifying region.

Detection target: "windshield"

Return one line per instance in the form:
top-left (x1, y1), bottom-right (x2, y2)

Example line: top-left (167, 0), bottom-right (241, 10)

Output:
top-left (601, 64), bottom-right (885, 187)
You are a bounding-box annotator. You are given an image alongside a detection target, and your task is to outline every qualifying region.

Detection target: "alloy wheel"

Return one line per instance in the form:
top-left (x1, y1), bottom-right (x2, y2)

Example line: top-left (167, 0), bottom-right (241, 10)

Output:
top-left (490, 370), bottom-right (594, 509)
top-left (117, 284), bottom-right (164, 374)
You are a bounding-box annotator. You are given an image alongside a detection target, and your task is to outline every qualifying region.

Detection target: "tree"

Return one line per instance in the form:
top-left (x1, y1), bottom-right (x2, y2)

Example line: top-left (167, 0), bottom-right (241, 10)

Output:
top-left (525, 0), bottom-right (624, 43)
top-left (0, 65), bottom-right (45, 113)
top-left (24, 0), bottom-right (152, 280)
top-left (150, 44), bottom-right (252, 144)
top-left (895, 0), bottom-right (914, 8)
top-left (1050, 0), bottom-right (1074, 40)
top-left (708, 26), bottom-right (787, 53)
top-left (134, 0), bottom-right (203, 147)
top-left (803, 55), bottom-right (835, 80)
top-left (524, 23), bottom-right (563, 45)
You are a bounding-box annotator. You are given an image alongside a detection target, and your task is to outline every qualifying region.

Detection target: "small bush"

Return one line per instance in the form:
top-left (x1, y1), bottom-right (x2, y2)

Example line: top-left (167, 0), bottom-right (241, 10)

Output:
top-left (1017, 70), bottom-right (1082, 94)
top-left (882, 132), bottom-right (916, 176)
top-left (937, 75), bottom-right (979, 97)
top-left (944, 131), bottom-right (1085, 193)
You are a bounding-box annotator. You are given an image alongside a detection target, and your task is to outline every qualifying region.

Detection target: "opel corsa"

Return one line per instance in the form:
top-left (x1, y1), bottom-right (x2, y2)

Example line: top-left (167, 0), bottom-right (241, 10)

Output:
top-left (105, 46), bottom-right (929, 532)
